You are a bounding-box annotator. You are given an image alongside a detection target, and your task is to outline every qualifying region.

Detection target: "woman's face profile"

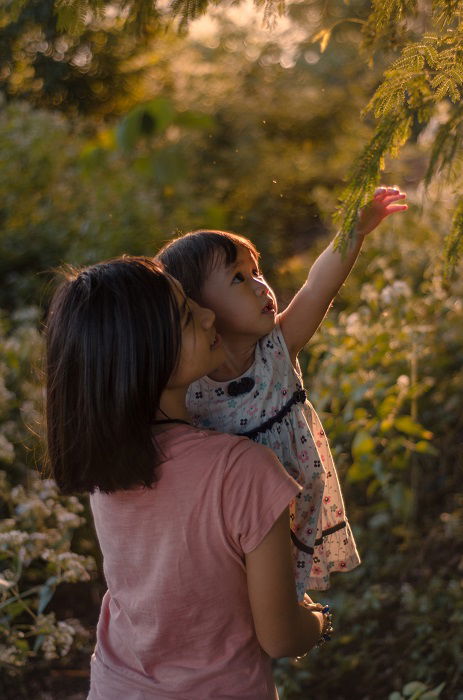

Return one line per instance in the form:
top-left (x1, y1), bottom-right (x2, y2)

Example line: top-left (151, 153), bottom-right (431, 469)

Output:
top-left (167, 280), bottom-right (225, 389)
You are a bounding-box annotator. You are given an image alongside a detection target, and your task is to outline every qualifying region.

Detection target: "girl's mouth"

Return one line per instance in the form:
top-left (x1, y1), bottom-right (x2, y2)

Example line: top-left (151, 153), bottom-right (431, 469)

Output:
top-left (262, 299), bottom-right (275, 314)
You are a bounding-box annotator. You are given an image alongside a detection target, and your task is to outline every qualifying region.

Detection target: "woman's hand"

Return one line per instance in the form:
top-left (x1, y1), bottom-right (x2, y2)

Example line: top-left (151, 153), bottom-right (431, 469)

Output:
top-left (357, 186), bottom-right (408, 238)
top-left (245, 509), bottom-right (325, 658)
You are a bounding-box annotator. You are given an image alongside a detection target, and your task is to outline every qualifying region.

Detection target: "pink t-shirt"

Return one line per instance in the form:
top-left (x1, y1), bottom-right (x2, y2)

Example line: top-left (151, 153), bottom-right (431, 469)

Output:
top-left (88, 425), bottom-right (301, 700)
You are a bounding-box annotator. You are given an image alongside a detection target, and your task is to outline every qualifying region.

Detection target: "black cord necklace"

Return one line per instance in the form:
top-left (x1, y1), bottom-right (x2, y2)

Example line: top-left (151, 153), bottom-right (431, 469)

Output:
top-left (153, 408), bottom-right (191, 426)
top-left (153, 418), bottom-right (191, 426)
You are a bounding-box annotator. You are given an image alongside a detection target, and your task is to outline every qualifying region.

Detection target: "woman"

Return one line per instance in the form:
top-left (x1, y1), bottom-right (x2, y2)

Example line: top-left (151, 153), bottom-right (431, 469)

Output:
top-left (45, 256), bottom-right (329, 699)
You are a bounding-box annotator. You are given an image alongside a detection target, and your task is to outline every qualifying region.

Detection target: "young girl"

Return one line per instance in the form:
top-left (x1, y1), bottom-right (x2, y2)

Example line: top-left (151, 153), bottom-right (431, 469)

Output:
top-left (45, 256), bottom-right (332, 700)
top-left (158, 186), bottom-right (408, 601)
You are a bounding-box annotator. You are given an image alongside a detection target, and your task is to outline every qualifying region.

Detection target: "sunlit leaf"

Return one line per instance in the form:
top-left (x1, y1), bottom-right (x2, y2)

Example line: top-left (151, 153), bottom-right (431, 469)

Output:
top-left (403, 681), bottom-right (428, 696)
top-left (394, 416), bottom-right (433, 439)
top-left (352, 430), bottom-right (375, 458)
top-left (312, 28), bottom-right (332, 53)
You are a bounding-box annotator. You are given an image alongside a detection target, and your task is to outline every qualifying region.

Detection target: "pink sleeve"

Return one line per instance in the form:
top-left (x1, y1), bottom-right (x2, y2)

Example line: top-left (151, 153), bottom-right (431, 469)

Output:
top-left (221, 439), bottom-right (302, 554)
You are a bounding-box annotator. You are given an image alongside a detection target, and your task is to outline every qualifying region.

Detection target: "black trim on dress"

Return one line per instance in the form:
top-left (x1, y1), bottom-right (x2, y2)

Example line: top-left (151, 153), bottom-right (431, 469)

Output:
top-left (290, 521), bottom-right (347, 555)
top-left (237, 389), bottom-right (306, 440)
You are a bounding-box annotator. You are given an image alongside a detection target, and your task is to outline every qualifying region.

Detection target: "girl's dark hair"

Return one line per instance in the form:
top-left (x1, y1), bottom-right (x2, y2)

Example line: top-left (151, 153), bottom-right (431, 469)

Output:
top-left (45, 256), bottom-right (181, 495)
top-left (157, 230), bottom-right (259, 303)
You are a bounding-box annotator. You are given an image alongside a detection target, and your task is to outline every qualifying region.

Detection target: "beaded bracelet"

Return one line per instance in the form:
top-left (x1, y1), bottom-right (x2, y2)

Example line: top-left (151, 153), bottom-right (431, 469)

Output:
top-left (296, 602), bottom-right (334, 659)
top-left (316, 604), bottom-right (334, 647)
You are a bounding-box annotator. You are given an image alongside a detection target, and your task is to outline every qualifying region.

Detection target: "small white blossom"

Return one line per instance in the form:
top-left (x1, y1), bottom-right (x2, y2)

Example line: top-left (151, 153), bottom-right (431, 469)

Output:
top-left (0, 530), bottom-right (29, 548)
top-left (380, 280), bottom-right (412, 306)
top-left (0, 433), bottom-right (14, 463)
top-left (0, 643), bottom-right (25, 666)
top-left (360, 283), bottom-right (379, 304)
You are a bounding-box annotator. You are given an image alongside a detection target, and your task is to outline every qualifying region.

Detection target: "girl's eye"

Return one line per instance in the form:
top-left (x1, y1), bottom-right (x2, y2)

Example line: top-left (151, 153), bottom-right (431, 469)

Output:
top-left (185, 310), bottom-right (193, 325)
top-left (232, 272), bottom-right (245, 284)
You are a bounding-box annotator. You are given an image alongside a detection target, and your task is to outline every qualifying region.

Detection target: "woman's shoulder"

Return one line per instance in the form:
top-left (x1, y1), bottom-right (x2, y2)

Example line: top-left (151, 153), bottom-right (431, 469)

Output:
top-left (162, 425), bottom-right (282, 473)
top-left (157, 424), bottom-right (262, 462)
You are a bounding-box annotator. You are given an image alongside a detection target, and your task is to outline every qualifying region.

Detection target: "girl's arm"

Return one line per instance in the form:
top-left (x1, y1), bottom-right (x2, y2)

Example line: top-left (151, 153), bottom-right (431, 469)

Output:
top-left (278, 187), bottom-right (407, 363)
top-left (245, 508), bottom-right (324, 658)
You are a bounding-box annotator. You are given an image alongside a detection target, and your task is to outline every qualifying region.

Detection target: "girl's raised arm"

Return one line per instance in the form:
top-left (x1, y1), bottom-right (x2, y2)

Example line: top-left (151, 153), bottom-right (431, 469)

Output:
top-left (245, 508), bottom-right (324, 658)
top-left (278, 187), bottom-right (407, 364)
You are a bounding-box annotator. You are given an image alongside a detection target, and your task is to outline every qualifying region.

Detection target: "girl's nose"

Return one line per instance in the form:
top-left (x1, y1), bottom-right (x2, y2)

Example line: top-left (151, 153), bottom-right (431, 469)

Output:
top-left (253, 279), bottom-right (267, 296)
top-left (199, 304), bottom-right (215, 328)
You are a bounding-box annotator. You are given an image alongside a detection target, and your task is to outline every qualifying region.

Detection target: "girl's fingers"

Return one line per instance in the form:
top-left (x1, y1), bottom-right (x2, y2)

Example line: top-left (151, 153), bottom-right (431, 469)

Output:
top-left (374, 186), bottom-right (402, 200)
top-left (381, 193), bottom-right (407, 205)
top-left (385, 204), bottom-right (408, 213)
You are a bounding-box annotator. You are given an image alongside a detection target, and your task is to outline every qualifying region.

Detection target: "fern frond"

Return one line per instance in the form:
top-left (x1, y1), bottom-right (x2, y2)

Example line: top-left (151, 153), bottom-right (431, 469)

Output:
top-left (431, 72), bottom-right (463, 102)
top-left (433, 0), bottom-right (463, 29)
top-left (367, 34), bottom-right (463, 120)
top-left (333, 113), bottom-right (412, 252)
top-left (370, 0), bottom-right (417, 29)
top-left (444, 196), bottom-right (463, 277)
top-left (425, 106), bottom-right (463, 184)
top-left (170, 0), bottom-right (210, 30)
top-left (362, 0), bottom-right (417, 47)
top-left (55, 0), bottom-right (105, 34)
top-left (367, 71), bottom-right (427, 118)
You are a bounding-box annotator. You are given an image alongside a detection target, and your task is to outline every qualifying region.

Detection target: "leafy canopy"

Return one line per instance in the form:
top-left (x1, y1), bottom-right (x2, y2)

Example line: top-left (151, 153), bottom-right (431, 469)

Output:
top-left (3, 0), bottom-right (463, 270)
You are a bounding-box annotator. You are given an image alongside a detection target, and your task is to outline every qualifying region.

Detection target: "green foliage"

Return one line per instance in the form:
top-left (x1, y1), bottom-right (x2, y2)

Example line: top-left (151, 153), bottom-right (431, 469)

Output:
top-left (332, 4), bottom-right (463, 268)
top-left (444, 197), bottom-right (463, 277)
top-left (170, 0), bottom-right (211, 29)
top-left (0, 10), bottom-right (379, 308)
top-left (389, 679), bottom-right (446, 699)
top-left (0, 0), bottom-right (158, 116)
top-left (0, 312), bottom-right (95, 672)
top-left (333, 113), bottom-right (412, 250)
top-left (274, 218), bottom-right (463, 698)
top-left (425, 106), bottom-right (463, 185)
top-left (0, 99), bottom-right (199, 308)
top-left (54, 0), bottom-right (105, 35)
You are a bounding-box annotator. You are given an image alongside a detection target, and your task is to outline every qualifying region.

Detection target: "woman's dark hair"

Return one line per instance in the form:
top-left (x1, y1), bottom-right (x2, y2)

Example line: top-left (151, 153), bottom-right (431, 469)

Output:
top-left (157, 230), bottom-right (259, 303)
top-left (45, 256), bottom-right (181, 495)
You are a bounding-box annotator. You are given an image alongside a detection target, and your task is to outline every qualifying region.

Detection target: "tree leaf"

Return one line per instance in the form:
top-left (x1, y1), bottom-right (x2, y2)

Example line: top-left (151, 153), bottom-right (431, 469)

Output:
top-left (403, 681), bottom-right (428, 696)
top-left (394, 416), bottom-right (433, 439)
top-left (352, 430), bottom-right (375, 458)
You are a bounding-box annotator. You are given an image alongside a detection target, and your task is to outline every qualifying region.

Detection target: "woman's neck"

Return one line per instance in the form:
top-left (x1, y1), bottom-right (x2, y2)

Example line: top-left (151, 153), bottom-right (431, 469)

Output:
top-left (156, 388), bottom-right (190, 423)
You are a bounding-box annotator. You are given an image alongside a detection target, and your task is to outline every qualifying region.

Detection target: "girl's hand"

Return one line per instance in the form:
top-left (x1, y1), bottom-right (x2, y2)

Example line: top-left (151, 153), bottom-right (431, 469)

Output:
top-left (357, 186), bottom-right (408, 238)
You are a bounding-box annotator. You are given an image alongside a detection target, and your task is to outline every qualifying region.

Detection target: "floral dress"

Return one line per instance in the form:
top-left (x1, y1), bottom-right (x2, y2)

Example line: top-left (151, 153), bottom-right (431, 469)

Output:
top-left (186, 324), bottom-right (360, 599)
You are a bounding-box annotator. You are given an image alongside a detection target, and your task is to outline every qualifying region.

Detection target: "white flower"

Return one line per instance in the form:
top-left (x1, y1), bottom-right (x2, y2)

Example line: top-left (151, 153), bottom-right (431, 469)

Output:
top-left (380, 280), bottom-right (412, 306)
top-left (360, 283), bottom-right (379, 304)
top-left (0, 530), bottom-right (29, 548)
top-left (0, 643), bottom-right (25, 667)
top-left (397, 375), bottom-right (410, 388)
top-left (0, 433), bottom-right (14, 463)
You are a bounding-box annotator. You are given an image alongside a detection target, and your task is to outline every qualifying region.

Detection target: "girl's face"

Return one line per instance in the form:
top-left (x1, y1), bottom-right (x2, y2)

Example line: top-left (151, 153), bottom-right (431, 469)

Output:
top-left (167, 281), bottom-right (225, 389)
top-left (199, 246), bottom-right (277, 341)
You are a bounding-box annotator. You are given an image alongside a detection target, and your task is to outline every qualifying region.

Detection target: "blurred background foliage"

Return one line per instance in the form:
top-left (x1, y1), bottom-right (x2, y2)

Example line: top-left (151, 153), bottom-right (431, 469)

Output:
top-left (3, 0), bottom-right (462, 262)
top-left (0, 0), bottom-right (462, 698)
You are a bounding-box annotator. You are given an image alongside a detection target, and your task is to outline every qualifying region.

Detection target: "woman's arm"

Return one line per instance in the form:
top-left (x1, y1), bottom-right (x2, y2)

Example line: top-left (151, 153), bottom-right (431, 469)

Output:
top-left (245, 508), bottom-right (324, 658)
